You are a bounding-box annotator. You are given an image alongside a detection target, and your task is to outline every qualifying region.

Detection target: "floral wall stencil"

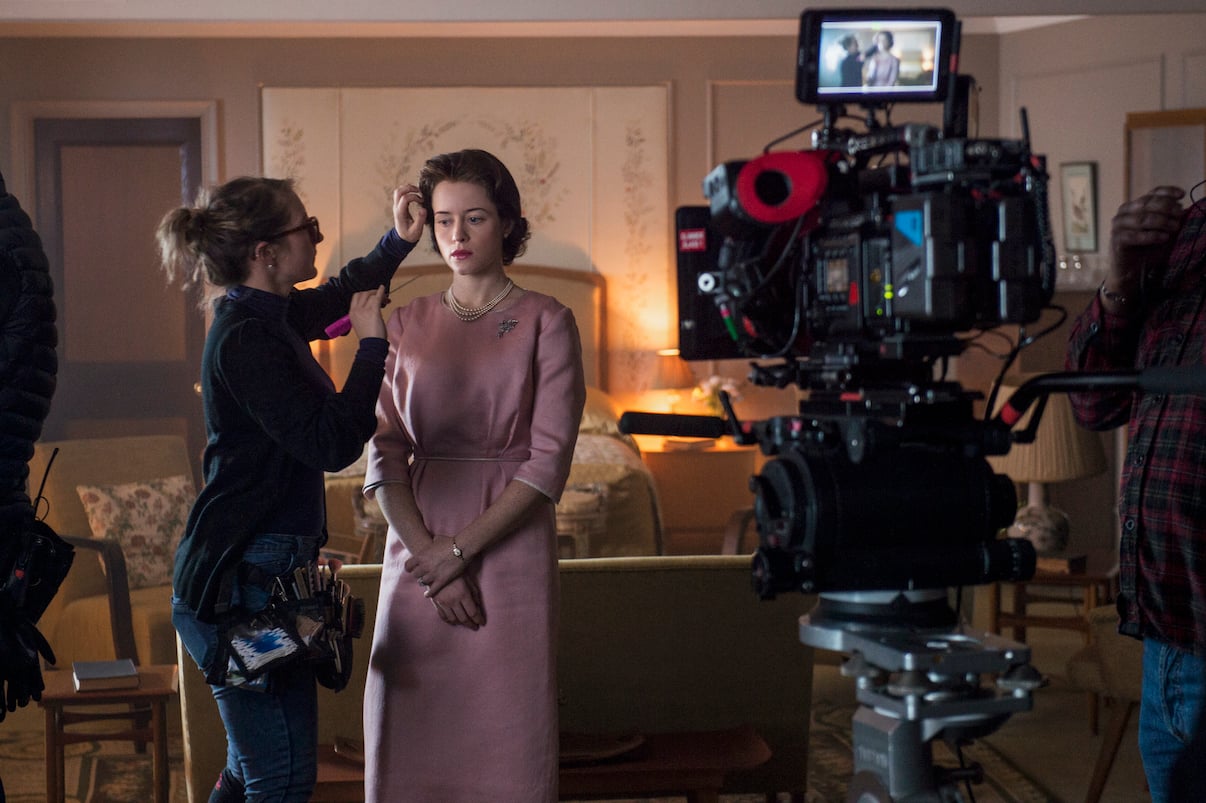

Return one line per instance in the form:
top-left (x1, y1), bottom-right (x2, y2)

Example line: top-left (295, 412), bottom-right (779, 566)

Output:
top-left (261, 85), bottom-right (670, 393)
top-left (372, 119), bottom-right (459, 227)
top-left (269, 119), bottom-right (307, 201)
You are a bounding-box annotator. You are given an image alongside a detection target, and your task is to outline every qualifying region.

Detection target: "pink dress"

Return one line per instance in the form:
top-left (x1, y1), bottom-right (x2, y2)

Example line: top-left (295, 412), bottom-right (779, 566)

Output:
top-left (362, 289), bottom-right (585, 803)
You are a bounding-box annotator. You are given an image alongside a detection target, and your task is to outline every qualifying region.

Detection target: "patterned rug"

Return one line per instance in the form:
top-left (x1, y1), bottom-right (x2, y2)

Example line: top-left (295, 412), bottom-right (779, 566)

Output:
top-left (0, 701), bottom-right (1053, 802)
top-left (0, 728), bottom-right (187, 803)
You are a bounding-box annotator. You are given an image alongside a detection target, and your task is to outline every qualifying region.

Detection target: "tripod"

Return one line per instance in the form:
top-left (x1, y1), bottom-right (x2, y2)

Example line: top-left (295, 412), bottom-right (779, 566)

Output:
top-left (800, 591), bottom-right (1044, 803)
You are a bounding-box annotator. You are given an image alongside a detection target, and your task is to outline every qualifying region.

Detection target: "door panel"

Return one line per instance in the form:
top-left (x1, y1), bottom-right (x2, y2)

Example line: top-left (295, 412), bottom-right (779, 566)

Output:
top-left (35, 118), bottom-right (206, 467)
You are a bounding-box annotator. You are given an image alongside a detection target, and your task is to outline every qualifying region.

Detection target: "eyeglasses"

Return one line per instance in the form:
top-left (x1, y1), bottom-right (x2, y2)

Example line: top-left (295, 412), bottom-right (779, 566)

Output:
top-left (266, 216), bottom-right (323, 245)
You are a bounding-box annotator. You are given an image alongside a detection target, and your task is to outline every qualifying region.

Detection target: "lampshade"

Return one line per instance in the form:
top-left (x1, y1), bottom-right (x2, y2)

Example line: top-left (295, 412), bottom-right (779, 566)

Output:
top-left (985, 382), bottom-right (1108, 483)
top-left (985, 379), bottom-right (1108, 556)
top-left (651, 348), bottom-right (695, 391)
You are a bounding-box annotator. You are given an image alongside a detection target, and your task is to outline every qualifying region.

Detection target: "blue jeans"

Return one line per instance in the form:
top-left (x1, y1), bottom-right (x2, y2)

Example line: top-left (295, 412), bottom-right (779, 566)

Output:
top-left (1140, 638), bottom-right (1206, 803)
top-left (173, 534), bottom-right (321, 803)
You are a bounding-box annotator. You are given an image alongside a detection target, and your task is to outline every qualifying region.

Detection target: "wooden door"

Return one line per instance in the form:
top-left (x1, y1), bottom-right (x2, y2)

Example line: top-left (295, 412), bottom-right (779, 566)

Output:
top-left (34, 117), bottom-right (207, 467)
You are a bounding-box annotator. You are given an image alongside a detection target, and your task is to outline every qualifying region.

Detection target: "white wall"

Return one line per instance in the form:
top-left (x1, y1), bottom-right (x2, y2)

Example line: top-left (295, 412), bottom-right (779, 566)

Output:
top-left (998, 13), bottom-right (1206, 279)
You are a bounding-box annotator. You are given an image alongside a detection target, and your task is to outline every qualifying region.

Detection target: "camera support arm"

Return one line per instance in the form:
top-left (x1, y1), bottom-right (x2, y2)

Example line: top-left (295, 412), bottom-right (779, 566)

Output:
top-left (994, 367), bottom-right (1206, 429)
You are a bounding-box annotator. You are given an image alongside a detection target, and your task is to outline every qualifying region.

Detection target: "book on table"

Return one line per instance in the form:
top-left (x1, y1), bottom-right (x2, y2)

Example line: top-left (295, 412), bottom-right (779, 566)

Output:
top-left (72, 658), bottom-right (140, 692)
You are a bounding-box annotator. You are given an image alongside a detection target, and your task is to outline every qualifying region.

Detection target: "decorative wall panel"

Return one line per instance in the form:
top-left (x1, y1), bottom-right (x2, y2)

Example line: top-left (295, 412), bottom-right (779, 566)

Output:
top-left (261, 85), bottom-right (669, 391)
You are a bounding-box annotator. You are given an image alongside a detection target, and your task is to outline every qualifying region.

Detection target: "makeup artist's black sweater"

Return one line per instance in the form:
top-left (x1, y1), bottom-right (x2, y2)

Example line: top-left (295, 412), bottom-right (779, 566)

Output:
top-left (175, 231), bottom-right (413, 622)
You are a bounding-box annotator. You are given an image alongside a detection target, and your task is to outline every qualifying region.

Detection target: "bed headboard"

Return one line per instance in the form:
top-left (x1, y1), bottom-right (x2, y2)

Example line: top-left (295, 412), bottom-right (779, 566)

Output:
top-left (379, 263), bottom-right (607, 390)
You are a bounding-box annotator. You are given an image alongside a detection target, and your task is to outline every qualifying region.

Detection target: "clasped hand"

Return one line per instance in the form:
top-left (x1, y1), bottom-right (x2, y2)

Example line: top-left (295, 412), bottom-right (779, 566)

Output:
top-left (405, 537), bottom-right (484, 629)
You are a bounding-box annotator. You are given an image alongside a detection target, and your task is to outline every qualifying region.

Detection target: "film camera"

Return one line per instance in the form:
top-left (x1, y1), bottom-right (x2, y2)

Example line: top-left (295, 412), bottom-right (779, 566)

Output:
top-left (620, 10), bottom-right (1060, 799)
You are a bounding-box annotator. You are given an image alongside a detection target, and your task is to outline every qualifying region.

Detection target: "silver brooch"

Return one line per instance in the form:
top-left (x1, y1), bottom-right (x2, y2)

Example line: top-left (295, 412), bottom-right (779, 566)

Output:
top-left (498, 319), bottom-right (519, 338)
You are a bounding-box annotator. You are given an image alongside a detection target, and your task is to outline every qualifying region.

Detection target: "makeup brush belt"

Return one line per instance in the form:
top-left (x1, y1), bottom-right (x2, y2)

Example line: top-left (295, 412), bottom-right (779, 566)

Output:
top-left (214, 561), bottom-right (364, 692)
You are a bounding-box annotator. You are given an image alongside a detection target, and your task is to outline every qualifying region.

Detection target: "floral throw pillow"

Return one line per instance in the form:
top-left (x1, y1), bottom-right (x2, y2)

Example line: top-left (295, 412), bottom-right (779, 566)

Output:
top-left (76, 475), bottom-right (195, 590)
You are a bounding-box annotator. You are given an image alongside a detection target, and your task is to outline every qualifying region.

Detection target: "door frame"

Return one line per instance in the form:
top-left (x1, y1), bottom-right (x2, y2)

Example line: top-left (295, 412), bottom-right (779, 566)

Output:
top-left (9, 100), bottom-right (220, 223)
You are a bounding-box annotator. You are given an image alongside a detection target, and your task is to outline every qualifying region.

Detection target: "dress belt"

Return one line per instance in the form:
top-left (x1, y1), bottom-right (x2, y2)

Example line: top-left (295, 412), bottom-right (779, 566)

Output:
top-left (413, 455), bottom-right (525, 463)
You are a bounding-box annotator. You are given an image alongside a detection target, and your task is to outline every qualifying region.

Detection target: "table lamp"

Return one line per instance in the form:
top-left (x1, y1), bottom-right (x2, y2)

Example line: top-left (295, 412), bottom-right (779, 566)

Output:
top-left (651, 348), bottom-right (696, 412)
top-left (985, 381), bottom-right (1108, 556)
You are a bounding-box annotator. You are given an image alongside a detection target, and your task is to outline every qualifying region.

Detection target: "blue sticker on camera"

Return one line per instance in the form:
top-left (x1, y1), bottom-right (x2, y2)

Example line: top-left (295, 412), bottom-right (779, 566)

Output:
top-left (895, 210), bottom-right (924, 246)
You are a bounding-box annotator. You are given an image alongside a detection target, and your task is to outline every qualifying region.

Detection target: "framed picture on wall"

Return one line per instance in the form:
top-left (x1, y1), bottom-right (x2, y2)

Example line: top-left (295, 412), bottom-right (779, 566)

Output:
top-left (1060, 161), bottom-right (1098, 253)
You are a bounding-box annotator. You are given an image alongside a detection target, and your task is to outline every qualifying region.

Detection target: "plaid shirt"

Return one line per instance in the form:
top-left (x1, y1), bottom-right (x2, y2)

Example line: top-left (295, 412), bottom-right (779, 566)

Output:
top-left (1066, 200), bottom-right (1206, 653)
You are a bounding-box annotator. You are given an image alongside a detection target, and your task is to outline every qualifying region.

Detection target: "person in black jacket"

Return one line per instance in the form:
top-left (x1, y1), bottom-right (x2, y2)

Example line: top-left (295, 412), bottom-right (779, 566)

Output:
top-left (0, 165), bottom-right (67, 739)
top-left (162, 175), bottom-right (424, 802)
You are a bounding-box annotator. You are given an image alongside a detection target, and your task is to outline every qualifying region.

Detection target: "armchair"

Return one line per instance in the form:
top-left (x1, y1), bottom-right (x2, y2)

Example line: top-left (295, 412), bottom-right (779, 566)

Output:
top-left (28, 435), bottom-right (196, 668)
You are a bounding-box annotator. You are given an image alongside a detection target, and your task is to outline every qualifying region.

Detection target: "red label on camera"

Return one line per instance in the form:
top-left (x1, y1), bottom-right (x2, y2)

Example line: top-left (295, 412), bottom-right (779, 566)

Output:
top-left (678, 228), bottom-right (707, 253)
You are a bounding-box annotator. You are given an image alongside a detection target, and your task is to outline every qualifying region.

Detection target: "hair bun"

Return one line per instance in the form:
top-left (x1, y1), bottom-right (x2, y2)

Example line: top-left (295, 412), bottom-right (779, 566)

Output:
top-left (186, 207), bottom-right (208, 241)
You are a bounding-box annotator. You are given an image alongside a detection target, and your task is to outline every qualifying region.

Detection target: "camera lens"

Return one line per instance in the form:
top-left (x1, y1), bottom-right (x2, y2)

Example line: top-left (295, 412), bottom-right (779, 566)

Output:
top-left (751, 443), bottom-right (1019, 594)
top-left (753, 170), bottom-right (792, 208)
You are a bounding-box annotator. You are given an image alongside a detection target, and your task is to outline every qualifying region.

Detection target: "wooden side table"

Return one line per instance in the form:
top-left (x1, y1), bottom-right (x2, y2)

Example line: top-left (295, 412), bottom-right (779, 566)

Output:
top-left (558, 725), bottom-right (771, 803)
top-left (307, 726), bottom-right (772, 803)
top-left (637, 438), bottom-right (757, 554)
top-left (39, 664), bottom-right (179, 803)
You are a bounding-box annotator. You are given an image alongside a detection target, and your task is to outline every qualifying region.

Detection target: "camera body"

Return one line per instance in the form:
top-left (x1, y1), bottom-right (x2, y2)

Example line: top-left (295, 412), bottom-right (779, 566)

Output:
top-left (684, 122), bottom-right (1054, 372)
top-left (670, 7), bottom-right (1055, 601)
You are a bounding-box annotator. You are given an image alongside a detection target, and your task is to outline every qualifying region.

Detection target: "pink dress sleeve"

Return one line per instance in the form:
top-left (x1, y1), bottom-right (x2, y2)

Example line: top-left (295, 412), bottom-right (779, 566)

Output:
top-left (364, 308), bottom-right (413, 498)
top-left (512, 305), bottom-right (586, 503)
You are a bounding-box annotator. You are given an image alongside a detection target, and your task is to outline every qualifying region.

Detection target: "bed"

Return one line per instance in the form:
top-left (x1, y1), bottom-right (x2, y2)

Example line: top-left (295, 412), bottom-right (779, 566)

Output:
top-left (322, 263), bottom-right (664, 560)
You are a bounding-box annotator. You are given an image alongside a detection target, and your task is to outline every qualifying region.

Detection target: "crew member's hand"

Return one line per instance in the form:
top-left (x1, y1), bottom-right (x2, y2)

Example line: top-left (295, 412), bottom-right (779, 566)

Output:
top-left (0, 598), bottom-right (55, 720)
top-left (427, 576), bottom-right (485, 630)
top-left (393, 184), bottom-right (427, 243)
top-left (404, 534), bottom-right (467, 598)
top-left (1105, 185), bottom-right (1186, 302)
top-left (348, 286), bottom-right (387, 340)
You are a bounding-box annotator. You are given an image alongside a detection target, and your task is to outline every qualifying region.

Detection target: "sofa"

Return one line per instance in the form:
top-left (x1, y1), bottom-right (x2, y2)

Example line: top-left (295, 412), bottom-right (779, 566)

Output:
top-left (178, 555), bottom-right (819, 801)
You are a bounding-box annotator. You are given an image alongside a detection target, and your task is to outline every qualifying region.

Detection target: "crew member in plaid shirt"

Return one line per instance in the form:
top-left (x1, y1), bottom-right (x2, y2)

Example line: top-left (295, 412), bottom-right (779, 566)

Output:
top-left (1066, 182), bottom-right (1206, 803)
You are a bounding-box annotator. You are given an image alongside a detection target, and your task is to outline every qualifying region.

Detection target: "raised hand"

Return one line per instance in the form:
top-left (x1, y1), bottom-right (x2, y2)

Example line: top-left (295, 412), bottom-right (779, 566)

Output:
top-left (393, 184), bottom-right (427, 244)
top-left (1106, 185), bottom-right (1186, 301)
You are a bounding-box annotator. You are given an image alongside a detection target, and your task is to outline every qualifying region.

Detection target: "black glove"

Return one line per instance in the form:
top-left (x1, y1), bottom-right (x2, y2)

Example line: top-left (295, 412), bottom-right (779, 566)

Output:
top-left (0, 516), bottom-right (68, 721)
top-left (0, 592), bottom-right (55, 720)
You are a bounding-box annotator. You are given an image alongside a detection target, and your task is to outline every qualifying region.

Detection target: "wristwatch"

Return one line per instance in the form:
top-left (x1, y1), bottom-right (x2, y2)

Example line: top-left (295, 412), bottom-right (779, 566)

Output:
top-left (452, 540), bottom-right (465, 561)
top-left (1099, 281), bottom-right (1131, 306)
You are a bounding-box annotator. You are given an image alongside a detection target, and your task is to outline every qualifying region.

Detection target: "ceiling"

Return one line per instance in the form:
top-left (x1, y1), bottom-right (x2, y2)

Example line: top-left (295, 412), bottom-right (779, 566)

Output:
top-left (0, 0), bottom-right (1200, 38)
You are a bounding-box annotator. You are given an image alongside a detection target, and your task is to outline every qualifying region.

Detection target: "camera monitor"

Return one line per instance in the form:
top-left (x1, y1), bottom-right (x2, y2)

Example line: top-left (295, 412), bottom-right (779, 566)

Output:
top-left (797, 8), bottom-right (958, 106)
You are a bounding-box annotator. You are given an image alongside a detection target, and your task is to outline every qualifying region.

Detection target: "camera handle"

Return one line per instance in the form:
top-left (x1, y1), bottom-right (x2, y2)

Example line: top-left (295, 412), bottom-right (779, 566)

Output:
top-left (800, 600), bottom-right (1043, 803)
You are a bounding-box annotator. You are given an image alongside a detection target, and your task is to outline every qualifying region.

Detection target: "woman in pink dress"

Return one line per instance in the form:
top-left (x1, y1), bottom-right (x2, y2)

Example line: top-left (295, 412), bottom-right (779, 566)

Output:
top-left (864, 30), bottom-right (900, 87)
top-left (362, 149), bottom-right (586, 802)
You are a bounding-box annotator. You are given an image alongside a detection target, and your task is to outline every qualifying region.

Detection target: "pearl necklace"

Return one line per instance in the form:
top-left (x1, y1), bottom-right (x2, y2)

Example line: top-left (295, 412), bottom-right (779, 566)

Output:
top-left (445, 280), bottom-right (515, 322)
